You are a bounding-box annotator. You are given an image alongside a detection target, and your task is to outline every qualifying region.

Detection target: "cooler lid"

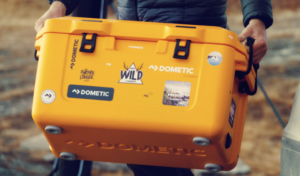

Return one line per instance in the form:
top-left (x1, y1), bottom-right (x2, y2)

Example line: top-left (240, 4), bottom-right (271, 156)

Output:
top-left (36, 17), bottom-right (248, 58)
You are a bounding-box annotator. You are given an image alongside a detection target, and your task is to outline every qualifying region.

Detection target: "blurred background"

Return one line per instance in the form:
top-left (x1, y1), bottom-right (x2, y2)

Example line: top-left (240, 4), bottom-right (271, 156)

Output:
top-left (0, 0), bottom-right (300, 175)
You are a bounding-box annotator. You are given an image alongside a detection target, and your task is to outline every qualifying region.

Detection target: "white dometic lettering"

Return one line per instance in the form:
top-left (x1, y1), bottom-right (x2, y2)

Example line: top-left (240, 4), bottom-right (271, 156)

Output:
top-left (159, 66), bottom-right (164, 71)
top-left (103, 92), bottom-right (109, 97)
top-left (78, 89), bottom-right (110, 97)
top-left (185, 68), bottom-right (189, 73)
top-left (90, 91), bottom-right (96, 96)
top-left (165, 66), bottom-right (170, 72)
top-left (156, 66), bottom-right (194, 74)
top-left (170, 67), bottom-right (177, 72)
top-left (189, 68), bottom-right (194, 74)
top-left (177, 67), bottom-right (182, 73)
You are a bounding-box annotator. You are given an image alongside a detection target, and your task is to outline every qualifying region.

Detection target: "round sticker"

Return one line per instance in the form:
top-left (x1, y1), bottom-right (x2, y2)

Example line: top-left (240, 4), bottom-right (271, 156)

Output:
top-left (207, 52), bottom-right (223, 66)
top-left (41, 89), bottom-right (56, 104)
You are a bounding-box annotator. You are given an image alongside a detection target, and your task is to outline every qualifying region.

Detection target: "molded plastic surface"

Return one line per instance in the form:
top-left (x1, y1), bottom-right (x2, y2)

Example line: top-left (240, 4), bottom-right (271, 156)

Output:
top-left (33, 17), bottom-right (254, 171)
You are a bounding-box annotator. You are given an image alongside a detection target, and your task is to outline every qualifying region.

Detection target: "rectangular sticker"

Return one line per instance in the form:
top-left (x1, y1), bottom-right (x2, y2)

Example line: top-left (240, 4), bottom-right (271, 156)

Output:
top-left (229, 98), bottom-right (236, 128)
top-left (163, 81), bottom-right (191, 107)
top-left (67, 85), bottom-right (114, 101)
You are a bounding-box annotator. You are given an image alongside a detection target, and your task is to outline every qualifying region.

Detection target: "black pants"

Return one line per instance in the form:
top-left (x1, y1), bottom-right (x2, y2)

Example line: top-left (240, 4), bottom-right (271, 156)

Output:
top-left (52, 159), bottom-right (92, 176)
top-left (52, 159), bottom-right (194, 176)
top-left (127, 164), bottom-right (194, 176)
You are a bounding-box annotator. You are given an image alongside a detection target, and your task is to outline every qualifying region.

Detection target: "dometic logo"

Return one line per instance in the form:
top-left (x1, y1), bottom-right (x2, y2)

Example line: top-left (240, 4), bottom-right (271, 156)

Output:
top-left (80, 69), bottom-right (95, 80)
top-left (119, 63), bottom-right (143, 84)
top-left (67, 85), bottom-right (114, 101)
top-left (71, 89), bottom-right (110, 97)
top-left (71, 39), bottom-right (79, 69)
top-left (41, 89), bottom-right (56, 104)
top-left (128, 46), bottom-right (143, 49)
top-left (64, 140), bottom-right (206, 157)
top-left (149, 65), bottom-right (194, 74)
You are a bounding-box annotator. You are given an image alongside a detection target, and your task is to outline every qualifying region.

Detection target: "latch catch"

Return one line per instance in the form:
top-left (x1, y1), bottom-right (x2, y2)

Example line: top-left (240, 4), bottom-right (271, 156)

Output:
top-left (173, 39), bottom-right (191, 59)
top-left (79, 33), bottom-right (97, 53)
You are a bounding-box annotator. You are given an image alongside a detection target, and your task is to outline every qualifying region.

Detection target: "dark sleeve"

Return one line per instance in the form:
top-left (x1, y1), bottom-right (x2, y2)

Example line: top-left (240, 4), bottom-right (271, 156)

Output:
top-left (240, 0), bottom-right (273, 29)
top-left (50, 0), bottom-right (82, 15)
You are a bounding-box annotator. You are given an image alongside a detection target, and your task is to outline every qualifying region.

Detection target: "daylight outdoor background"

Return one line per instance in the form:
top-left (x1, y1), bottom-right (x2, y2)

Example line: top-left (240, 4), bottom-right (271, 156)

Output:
top-left (0, 0), bottom-right (300, 175)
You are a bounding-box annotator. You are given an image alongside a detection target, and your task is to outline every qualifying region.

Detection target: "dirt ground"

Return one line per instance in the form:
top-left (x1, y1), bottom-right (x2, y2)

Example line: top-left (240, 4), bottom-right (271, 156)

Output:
top-left (0, 0), bottom-right (300, 175)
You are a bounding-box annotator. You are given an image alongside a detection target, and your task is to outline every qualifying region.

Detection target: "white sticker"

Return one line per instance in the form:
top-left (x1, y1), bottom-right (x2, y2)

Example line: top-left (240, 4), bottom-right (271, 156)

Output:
top-left (119, 63), bottom-right (143, 84)
top-left (163, 81), bottom-right (191, 107)
top-left (207, 52), bottom-right (223, 66)
top-left (41, 89), bottom-right (56, 104)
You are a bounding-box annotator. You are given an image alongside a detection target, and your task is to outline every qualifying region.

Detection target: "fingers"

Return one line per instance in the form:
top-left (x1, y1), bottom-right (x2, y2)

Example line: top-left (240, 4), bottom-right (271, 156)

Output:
top-left (238, 19), bottom-right (267, 64)
top-left (34, 1), bottom-right (66, 33)
top-left (242, 41), bottom-right (250, 54)
top-left (242, 38), bottom-right (267, 64)
top-left (238, 29), bottom-right (252, 43)
top-left (35, 17), bottom-right (45, 33)
top-left (252, 39), bottom-right (267, 64)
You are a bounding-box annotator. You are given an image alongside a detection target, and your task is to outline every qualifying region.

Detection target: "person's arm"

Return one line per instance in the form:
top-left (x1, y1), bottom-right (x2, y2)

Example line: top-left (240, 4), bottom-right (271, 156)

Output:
top-left (35, 0), bottom-right (82, 33)
top-left (240, 0), bottom-right (273, 29)
top-left (238, 0), bottom-right (273, 64)
top-left (50, 0), bottom-right (82, 16)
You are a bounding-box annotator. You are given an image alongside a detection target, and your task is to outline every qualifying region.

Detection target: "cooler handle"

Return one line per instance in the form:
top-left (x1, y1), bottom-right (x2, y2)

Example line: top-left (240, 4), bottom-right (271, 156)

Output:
top-left (237, 37), bottom-right (260, 95)
top-left (34, 49), bottom-right (39, 61)
top-left (239, 63), bottom-right (259, 95)
top-left (236, 37), bottom-right (255, 79)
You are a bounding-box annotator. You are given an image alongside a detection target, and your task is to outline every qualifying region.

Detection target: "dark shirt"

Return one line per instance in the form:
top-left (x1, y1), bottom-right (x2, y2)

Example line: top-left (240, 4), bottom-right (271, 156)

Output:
top-left (50, 0), bottom-right (273, 29)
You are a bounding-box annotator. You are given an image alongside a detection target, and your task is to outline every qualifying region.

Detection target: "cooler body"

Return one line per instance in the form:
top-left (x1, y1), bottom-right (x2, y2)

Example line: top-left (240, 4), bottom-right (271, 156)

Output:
top-left (33, 17), bottom-right (254, 170)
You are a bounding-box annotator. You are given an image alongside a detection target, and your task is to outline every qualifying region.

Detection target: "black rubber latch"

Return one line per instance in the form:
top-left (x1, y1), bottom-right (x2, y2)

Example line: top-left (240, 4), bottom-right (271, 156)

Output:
top-left (173, 39), bottom-right (191, 59)
top-left (225, 133), bottom-right (232, 149)
top-left (79, 33), bottom-right (97, 53)
top-left (34, 49), bottom-right (38, 61)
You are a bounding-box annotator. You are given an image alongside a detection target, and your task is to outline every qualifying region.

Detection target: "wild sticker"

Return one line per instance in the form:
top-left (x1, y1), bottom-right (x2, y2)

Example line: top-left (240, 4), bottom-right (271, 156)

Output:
top-left (119, 62), bottom-right (143, 84)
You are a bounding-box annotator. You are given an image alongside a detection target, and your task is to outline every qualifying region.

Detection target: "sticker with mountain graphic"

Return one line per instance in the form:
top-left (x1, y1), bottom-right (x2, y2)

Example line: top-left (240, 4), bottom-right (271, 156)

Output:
top-left (163, 81), bottom-right (191, 107)
top-left (207, 51), bottom-right (223, 66)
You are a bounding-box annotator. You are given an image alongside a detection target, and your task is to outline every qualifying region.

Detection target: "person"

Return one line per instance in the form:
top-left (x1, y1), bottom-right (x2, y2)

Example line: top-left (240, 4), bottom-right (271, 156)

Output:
top-left (35, 0), bottom-right (273, 176)
top-left (280, 84), bottom-right (300, 176)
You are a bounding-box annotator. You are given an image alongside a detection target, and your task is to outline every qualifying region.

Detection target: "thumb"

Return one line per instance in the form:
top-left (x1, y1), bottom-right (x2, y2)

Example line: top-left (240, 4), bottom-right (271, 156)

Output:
top-left (238, 29), bottom-right (250, 42)
top-left (35, 18), bottom-right (45, 33)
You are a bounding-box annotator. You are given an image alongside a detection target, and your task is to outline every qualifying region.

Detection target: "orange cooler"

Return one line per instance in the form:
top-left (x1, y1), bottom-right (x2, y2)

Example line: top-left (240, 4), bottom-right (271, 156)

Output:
top-left (33, 17), bottom-right (256, 171)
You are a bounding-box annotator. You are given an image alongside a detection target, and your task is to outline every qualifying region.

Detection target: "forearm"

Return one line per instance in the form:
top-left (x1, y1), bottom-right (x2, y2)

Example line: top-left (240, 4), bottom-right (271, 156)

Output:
top-left (51, 0), bottom-right (82, 15)
top-left (240, 0), bottom-right (273, 29)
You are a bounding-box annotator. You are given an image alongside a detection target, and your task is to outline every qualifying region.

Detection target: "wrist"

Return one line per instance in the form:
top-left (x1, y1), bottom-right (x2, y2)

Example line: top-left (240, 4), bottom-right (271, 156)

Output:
top-left (249, 19), bottom-right (266, 29)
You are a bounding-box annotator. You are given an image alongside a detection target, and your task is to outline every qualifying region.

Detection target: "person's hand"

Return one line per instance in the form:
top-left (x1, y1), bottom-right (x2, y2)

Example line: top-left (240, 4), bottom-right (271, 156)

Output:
top-left (35, 1), bottom-right (66, 33)
top-left (238, 19), bottom-right (267, 64)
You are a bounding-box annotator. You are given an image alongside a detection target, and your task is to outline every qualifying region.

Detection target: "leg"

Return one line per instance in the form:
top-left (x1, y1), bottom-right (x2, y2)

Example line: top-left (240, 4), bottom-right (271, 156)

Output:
top-left (53, 159), bottom-right (92, 176)
top-left (127, 164), bottom-right (194, 176)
